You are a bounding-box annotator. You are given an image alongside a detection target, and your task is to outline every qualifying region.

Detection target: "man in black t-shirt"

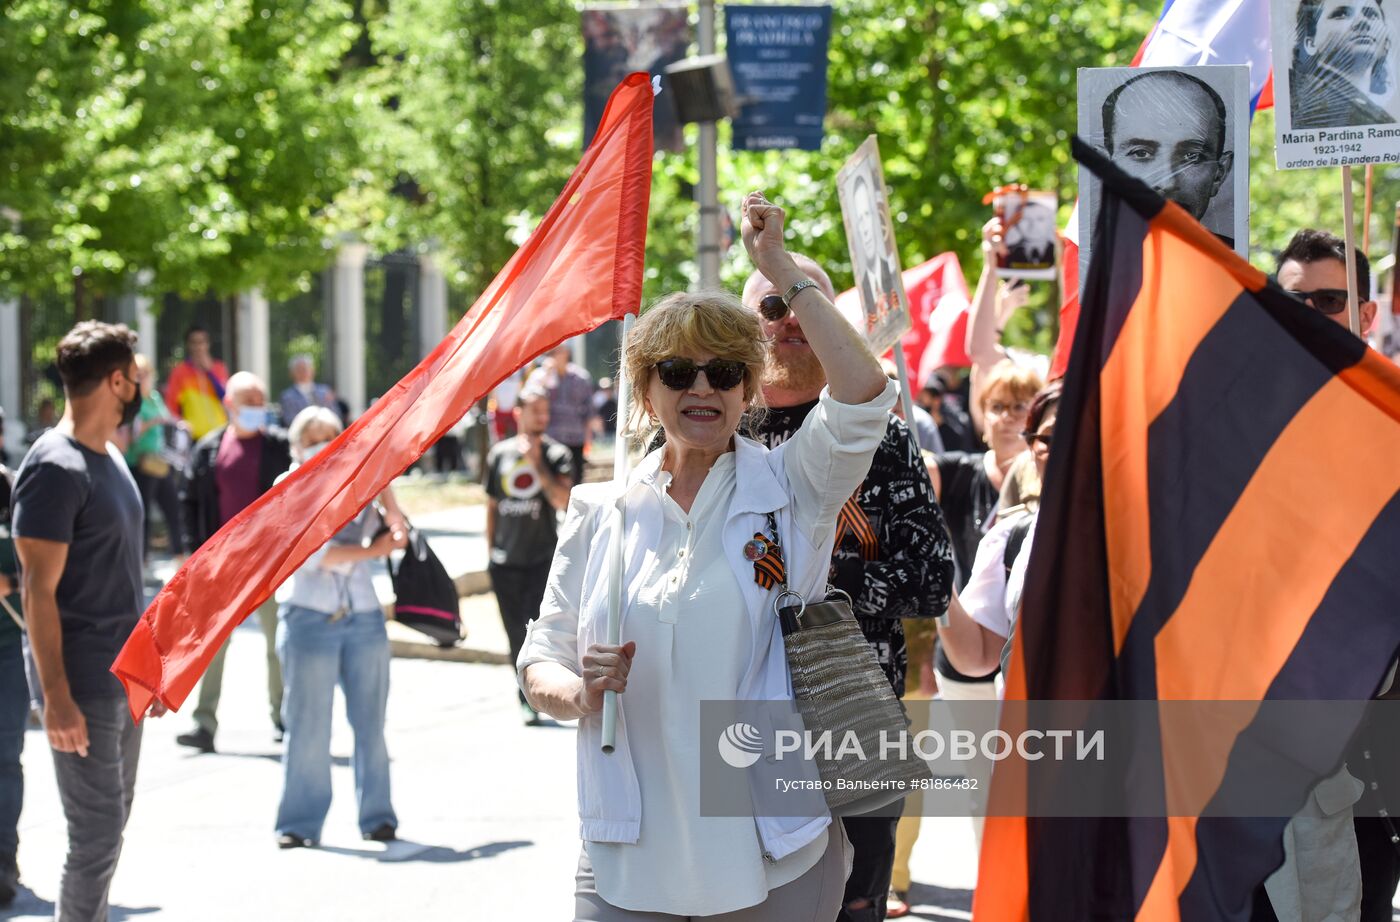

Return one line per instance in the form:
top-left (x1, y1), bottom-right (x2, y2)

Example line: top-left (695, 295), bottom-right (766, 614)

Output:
top-left (743, 255), bottom-right (955, 922)
top-left (12, 321), bottom-right (167, 922)
top-left (485, 386), bottom-right (573, 724)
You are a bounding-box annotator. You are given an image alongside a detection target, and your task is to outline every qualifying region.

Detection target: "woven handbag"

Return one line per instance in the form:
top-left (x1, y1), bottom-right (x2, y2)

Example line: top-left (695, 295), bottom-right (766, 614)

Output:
top-left (766, 513), bottom-right (932, 815)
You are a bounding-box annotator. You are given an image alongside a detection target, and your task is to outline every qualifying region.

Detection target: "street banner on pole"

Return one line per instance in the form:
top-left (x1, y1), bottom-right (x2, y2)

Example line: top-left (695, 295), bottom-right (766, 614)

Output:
top-left (1270, 0), bottom-right (1400, 169)
top-left (726, 5), bottom-right (832, 151)
top-left (583, 4), bottom-right (689, 153)
top-left (835, 136), bottom-right (911, 357)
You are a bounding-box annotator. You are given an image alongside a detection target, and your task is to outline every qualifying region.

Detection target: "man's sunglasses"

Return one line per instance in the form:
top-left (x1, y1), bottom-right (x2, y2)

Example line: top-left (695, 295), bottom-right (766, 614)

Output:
top-left (758, 294), bottom-right (790, 321)
top-left (654, 358), bottom-right (747, 391)
top-left (1285, 288), bottom-right (1351, 316)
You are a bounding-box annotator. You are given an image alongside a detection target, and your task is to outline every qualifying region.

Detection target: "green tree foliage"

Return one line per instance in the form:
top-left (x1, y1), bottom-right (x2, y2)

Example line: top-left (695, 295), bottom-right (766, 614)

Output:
top-left (358, 0), bottom-right (581, 285)
top-left (6, 0), bottom-right (1394, 340)
top-left (0, 0), bottom-right (365, 301)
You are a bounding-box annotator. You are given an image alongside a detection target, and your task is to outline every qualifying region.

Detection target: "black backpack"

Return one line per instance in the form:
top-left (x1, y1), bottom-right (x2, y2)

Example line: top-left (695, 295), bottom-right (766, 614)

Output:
top-left (390, 528), bottom-right (461, 647)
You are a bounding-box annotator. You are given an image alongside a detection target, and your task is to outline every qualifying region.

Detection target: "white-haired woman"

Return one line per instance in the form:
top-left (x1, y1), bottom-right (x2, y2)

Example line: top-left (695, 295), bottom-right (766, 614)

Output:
top-left (519, 192), bottom-right (896, 920)
top-left (273, 406), bottom-right (408, 849)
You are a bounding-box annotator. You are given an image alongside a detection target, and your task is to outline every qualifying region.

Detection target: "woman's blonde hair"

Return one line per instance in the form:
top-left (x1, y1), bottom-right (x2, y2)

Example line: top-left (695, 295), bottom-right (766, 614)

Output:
top-left (979, 360), bottom-right (1043, 412)
top-left (621, 290), bottom-right (766, 442)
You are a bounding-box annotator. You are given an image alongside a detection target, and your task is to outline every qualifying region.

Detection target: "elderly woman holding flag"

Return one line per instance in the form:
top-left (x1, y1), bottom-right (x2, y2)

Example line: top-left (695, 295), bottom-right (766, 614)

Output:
top-left (519, 191), bottom-right (897, 921)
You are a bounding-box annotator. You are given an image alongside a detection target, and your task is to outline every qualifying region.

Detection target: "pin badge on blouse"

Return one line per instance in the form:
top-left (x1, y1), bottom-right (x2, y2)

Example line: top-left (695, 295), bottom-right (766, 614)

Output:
top-left (743, 538), bottom-right (769, 562)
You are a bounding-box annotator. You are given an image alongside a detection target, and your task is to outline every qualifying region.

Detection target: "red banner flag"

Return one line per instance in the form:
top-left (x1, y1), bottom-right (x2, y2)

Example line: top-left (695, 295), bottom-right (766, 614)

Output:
top-left (1050, 229), bottom-right (1079, 380)
top-left (906, 253), bottom-right (972, 386)
top-left (112, 73), bottom-right (656, 721)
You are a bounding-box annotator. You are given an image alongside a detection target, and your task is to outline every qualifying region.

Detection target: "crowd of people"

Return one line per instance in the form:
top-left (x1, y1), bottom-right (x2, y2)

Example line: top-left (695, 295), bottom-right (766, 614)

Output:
top-left (0, 187), bottom-right (1398, 922)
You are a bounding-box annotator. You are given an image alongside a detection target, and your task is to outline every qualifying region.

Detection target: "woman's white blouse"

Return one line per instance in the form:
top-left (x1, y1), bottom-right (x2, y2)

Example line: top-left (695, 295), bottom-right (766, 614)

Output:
top-left (517, 379), bottom-right (898, 915)
top-left (585, 452), bottom-right (827, 915)
top-left (961, 512), bottom-right (1037, 642)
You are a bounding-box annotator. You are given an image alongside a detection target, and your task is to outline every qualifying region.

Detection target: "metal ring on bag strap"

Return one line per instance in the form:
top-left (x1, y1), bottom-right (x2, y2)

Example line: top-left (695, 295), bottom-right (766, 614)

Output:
top-left (773, 589), bottom-right (806, 619)
top-left (824, 588), bottom-right (853, 607)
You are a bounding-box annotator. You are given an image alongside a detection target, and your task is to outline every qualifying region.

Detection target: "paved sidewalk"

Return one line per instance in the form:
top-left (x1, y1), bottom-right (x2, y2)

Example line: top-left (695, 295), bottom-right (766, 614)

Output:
top-left (2, 627), bottom-right (979, 921)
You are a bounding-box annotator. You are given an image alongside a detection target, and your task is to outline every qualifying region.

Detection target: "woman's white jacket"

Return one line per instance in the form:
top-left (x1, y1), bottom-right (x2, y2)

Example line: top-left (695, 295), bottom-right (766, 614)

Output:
top-left (518, 380), bottom-right (897, 860)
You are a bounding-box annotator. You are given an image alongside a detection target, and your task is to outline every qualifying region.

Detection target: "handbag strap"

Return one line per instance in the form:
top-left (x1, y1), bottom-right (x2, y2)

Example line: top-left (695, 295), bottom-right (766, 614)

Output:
top-left (765, 511), bottom-right (810, 634)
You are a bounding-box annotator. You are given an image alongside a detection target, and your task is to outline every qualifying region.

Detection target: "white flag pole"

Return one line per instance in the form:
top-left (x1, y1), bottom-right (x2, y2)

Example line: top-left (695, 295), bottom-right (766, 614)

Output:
top-left (1343, 166), bottom-right (1363, 337)
top-left (601, 311), bottom-right (636, 754)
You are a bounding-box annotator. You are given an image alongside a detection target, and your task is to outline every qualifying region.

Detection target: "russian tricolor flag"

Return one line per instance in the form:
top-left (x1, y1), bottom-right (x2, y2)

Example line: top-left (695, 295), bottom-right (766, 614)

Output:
top-left (1135, 0), bottom-right (1274, 111)
top-left (1052, 0), bottom-right (1273, 378)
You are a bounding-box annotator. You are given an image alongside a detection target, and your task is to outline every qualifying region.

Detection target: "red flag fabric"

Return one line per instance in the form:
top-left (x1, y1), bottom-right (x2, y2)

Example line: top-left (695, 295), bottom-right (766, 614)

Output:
top-left (112, 73), bottom-right (656, 720)
top-left (1050, 233), bottom-right (1079, 380)
top-left (833, 253), bottom-right (971, 384)
top-left (908, 253), bottom-right (973, 386)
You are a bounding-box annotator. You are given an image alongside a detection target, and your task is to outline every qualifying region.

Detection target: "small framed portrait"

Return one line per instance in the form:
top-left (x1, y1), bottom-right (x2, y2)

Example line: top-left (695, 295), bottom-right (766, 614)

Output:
top-left (990, 186), bottom-right (1058, 281)
top-left (1077, 64), bottom-right (1250, 276)
top-left (1271, 0), bottom-right (1400, 168)
top-left (836, 136), bottom-right (912, 357)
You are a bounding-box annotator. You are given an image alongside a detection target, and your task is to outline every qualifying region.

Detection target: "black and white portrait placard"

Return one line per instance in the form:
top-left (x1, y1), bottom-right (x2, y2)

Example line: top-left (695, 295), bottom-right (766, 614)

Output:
top-left (993, 188), bottom-right (1058, 281)
top-left (836, 136), bottom-right (911, 356)
top-left (1077, 65), bottom-right (1250, 273)
top-left (1271, 0), bottom-right (1400, 168)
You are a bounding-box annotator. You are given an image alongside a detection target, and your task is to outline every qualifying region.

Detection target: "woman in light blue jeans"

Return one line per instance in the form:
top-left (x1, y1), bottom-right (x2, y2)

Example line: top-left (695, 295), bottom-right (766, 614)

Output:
top-left (273, 406), bottom-right (408, 849)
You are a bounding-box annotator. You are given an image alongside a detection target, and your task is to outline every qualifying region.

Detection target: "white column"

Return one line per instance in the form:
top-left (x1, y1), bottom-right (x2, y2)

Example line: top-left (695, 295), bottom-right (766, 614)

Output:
top-left (418, 253), bottom-right (449, 358)
top-left (134, 269), bottom-right (157, 367)
top-left (235, 288), bottom-right (271, 385)
top-left (332, 243), bottom-right (368, 416)
top-left (0, 297), bottom-right (22, 448)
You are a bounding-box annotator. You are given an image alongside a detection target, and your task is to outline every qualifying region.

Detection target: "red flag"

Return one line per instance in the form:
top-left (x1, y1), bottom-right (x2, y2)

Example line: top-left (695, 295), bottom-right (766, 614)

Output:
top-left (908, 253), bottom-right (972, 385)
top-left (1050, 231), bottom-right (1079, 380)
top-left (112, 73), bottom-right (656, 720)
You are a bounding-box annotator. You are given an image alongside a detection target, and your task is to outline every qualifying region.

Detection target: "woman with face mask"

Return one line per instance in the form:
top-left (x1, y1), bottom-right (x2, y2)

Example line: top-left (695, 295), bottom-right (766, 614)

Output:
top-left (271, 406), bottom-right (409, 850)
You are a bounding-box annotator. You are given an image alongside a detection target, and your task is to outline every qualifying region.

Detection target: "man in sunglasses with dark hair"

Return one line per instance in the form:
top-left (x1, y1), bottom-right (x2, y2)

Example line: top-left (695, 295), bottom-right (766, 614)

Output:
top-left (1276, 227), bottom-right (1378, 334)
top-left (743, 256), bottom-right (955, 922)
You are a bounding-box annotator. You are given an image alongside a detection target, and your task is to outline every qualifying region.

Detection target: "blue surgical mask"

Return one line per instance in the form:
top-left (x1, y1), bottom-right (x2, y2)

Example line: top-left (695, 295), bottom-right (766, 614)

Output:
top-left (302, 441), bottom-right (330, 461)
top-left (236, 406), bottom-right (267, 432)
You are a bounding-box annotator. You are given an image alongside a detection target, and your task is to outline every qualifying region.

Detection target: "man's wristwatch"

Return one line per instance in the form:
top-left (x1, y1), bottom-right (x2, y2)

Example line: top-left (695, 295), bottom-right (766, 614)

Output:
top-left (783, 278), bottom-right (818, 305)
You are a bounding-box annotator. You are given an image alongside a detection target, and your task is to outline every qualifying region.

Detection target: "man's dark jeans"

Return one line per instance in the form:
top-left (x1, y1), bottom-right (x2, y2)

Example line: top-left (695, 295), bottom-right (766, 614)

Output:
top-left (0, 642), bottom-right (26, 861)
top-left (49, 695), bottom-right (143, 922)
top-left (489, 561), bottom-right (552, 703)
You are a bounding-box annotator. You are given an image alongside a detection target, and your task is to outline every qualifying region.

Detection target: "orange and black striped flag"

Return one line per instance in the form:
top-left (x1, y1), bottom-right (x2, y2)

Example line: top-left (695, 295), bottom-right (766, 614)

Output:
top-left (975, 138), bottom-right (1400, 921)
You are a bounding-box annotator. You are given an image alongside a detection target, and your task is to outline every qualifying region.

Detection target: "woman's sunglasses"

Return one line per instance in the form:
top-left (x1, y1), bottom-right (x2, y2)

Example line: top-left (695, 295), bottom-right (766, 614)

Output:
top-left (654, 358), bottom-right (746, 391)
top-left (1022, 430), bottom-right (1053, 451)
